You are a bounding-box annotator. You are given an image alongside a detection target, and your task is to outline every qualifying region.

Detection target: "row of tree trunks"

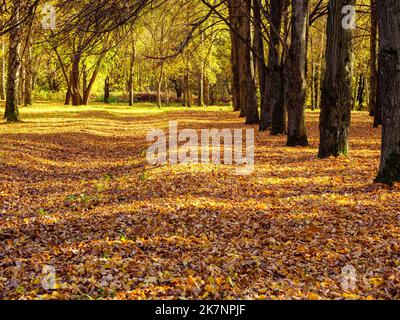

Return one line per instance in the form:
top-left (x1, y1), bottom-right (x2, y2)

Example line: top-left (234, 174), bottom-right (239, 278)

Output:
top-left (306, 31), bottom-right (325, 112)
top-left (286, 0), bottom-right (309, 146)
top-left (318, 0), bottom-right (354, 158)
top-left (228, 0), bottom-right (259, 124)
top-left (375, 0), bottom-right (400, 185)
top-left (4, 0), bottom-right (21, 122)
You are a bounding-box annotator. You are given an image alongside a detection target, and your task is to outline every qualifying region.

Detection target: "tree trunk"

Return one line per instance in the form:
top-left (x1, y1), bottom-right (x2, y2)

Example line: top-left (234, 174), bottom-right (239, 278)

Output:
top-left (373, 78), bottom-right (382, 127)
top-left (19, 58), bottom-right (25, 106)
top-left (314, 33), bottom-right (325, 110)
top-left (310, 35), bottom-right (315, 111)
top-left (375, 0), bottom-right (400, 185)
top-left (82, 57), bottom-right (102, 105)
top-left (0, 36), bottom-right (5, 101)
top-left (65, 87), bottom-right (71, 105)
top-left (357, 74), bottom-right (365, 111)
top-left (70, 54), bottom-right (82, 106)
top-left (164, 78), bottom-right (169, 106)
top-left (286, 0), bottom-right (309, 146)
top-left (227, 0), bottom-right (241, 112)
top-left (128, 43), bottom-right (136, 106)
top-left (267, 0), bottom-right (285, 134)
top-left (210, 85), bottom-right (216, 106)
top-left (369, 0), bottom-right (378, 117)
top-left (254, 0), bottom-right (268, 130)
top-left (24, 38), bottom-right (33, 106)
top-left (104, 76), bottom-right (110, 104)
top-left (198, 61), bottom-right (205, 107)
top-left (237, 0), bottom-right (259, 124)
top-left (82, 63), bottom-right (87, 102)
top-left (184, 68), bottom-right (191, 107)
top-left (171, 78), bottom-right (183, 101)
top-left (352, 73), bottom-right (357, 110)
top-left (156, 75), bottom-right (163, 109)
top-left (204, 76), bottom-right (210, 106)
top-left (318, 0), bottom-right (354, 158)
top-left (4, 2), bottom-right (21, 122)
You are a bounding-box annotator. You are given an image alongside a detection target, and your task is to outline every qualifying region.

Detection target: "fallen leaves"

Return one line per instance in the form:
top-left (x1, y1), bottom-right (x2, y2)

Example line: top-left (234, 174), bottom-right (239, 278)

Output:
top-left (0, 105), bottom-right (399, 300)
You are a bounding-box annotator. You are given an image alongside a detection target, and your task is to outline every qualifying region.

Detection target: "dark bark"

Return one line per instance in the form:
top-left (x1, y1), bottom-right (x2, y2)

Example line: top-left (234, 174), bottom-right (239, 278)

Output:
top-left (171, 78), bottom-right (183, 101)
top-left (318, 0), bottom-right (354, 158)
top-left (227, 0), bottom-right (259, 123)
top-left (254, 0), bottom-right (268, 130)
top-left (104, 76), bottom-right (110, 104)
top-left (65, 88), bottom-right (71, 105)
top-left (286, 0), bottom-right (309, 147)
top-left (266, 0), bottom-right (285, 134)
top-left (82, 63), bottom-right (88, 102)
top-left (373, 77), bottom-right (382, 127)
top-left (375, 0), bottom-right (400, 185)
top-left (227, 0), bottom-right (241, 112)
top-left (356, 74), bottom-right (365, 111)
top-left (70, 54), bottom-right (82, 106)
top-left (369, 0), bottom-right (378, 117)
top-left (310, 36), bottom-right (315, 111)
top-left (237, 0), bottom-right (259, 124)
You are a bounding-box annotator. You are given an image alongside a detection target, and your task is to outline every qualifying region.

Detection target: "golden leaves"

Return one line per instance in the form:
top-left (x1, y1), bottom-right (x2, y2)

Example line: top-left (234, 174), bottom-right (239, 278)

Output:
top-left (0, 105), bottom-right (399, 300)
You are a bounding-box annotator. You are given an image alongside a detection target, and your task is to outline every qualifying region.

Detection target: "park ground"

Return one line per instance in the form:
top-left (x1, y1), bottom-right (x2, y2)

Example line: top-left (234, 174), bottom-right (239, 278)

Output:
top-left (0, 103), bottom-right (399, 299)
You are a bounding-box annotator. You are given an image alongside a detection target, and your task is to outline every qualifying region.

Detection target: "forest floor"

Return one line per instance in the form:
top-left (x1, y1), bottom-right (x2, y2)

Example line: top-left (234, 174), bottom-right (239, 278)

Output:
top-left (0, 103), bottom-right (399, 300)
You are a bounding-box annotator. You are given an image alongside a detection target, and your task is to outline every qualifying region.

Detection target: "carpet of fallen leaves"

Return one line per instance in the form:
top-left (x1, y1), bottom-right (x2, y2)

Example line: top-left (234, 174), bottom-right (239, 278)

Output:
top-left (0, 103), bottom-right (399, 300)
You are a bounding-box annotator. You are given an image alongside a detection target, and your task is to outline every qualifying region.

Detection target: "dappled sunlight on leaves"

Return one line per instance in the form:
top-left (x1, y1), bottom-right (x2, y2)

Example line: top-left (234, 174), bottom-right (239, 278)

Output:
top-left (0, 105), bottom-right (399, 300)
